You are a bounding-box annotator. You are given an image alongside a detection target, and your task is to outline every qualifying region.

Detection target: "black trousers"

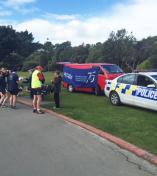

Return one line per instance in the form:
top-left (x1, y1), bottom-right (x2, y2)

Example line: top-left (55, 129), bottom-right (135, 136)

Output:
top-left (54, 92), bottom-right (60, 108)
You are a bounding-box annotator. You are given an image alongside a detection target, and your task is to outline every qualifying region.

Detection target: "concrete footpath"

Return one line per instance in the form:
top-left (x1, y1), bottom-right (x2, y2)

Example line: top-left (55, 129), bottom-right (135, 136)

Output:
top-left (0, 103), bottom-right (157, 176)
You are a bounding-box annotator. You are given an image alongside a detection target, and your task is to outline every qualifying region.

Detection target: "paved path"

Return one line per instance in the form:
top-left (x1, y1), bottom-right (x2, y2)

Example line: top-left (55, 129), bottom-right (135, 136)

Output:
top-left (0, 104), bottom-right (157, 176)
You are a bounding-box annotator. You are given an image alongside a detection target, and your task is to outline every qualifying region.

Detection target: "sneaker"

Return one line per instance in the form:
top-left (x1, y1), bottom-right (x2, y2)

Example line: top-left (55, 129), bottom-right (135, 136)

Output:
top-left (36, 109), bottom-right (44, 114)
top-left (33, 109), bottom-right (37, 113)
top-left (1, 105), bottom-right (7, 108)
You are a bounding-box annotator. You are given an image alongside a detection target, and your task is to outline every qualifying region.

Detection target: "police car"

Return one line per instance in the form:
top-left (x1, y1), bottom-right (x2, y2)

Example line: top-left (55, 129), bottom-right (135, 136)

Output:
top-left (104, 72), bottom-right (157, 111)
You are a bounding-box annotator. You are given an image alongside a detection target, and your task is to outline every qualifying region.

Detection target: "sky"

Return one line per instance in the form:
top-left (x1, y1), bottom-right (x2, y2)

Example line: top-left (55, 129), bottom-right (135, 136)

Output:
top-left (0, 0), bottom-right (157, 45)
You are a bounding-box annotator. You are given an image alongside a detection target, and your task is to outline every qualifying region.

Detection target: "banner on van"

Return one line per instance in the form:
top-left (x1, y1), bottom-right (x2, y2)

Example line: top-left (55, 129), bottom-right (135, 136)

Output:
top-left (63, 67), bottom-right (98, 88)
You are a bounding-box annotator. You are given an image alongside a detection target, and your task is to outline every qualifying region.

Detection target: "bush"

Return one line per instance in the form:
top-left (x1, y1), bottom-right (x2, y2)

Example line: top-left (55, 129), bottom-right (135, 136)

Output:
top-left (137, 57), bottom-right (153, 69)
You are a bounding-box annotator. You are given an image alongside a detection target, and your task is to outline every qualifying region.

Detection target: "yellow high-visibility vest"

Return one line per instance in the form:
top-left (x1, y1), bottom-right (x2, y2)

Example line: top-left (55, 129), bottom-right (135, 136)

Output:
top-left (31, 70), bottom-right (42, 89)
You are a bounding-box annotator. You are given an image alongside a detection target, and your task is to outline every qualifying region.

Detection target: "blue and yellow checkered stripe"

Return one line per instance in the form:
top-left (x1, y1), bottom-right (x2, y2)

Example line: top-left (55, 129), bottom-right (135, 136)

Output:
top-left (107, 82), bottom-right (137, 96)
top-left (115, 84), bottom-right (137, 96)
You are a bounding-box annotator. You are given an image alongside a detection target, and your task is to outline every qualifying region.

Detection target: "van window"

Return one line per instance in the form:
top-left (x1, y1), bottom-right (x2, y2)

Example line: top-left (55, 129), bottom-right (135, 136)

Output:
top-left (98, 69), bottom-right (104, 75)
top-left (102, 65), bottom-right (123, 73)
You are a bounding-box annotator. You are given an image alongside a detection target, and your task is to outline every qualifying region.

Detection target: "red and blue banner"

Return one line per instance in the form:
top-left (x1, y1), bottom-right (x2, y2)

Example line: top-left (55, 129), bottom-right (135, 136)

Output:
top-left (63, 66), bottom-right (98, 88)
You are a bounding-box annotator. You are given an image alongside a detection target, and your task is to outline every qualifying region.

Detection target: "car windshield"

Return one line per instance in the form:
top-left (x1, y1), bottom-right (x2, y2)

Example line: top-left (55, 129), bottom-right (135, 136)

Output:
top-left (151, 75), bottom-right (157, 81)
top-left (102, 65), bottom-right (123, 74)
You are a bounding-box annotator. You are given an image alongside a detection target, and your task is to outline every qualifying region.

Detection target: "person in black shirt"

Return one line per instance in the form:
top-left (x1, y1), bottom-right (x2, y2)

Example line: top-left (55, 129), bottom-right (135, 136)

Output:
top-left (0, 70), bottom-right (6, 106)
top-left (8, 69), bottom-right (19, 108)
top-left (52, 71), bottom-right (62, 109)
top-left (0, 68), bottom-right (9, 107)
top-left (27, 69), bottom-right (34, 99)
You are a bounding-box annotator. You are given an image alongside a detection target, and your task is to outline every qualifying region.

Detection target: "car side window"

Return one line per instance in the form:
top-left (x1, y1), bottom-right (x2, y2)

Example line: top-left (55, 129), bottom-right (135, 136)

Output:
top-left (117, 74), bottom-right (136, 85)
top-left (93, 66), bottom-right (104, 75)
top-left (98, 69), bottom-right (104, 75)
top-left (137, 75), bottom-right (154, 87)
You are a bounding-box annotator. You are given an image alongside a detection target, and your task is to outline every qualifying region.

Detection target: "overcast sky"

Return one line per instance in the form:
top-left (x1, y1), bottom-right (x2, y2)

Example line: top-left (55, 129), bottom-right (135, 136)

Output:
top-left (0, 0), bottom-right (157, 45)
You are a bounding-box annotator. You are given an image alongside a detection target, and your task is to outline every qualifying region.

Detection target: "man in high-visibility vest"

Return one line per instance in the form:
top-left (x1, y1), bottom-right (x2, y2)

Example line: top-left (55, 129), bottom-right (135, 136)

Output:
top-left (31, 65), bottom-right (45, 114)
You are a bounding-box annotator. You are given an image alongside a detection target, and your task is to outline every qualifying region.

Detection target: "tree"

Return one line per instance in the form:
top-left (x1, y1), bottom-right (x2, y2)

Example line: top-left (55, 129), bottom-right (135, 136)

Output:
top-left (87, 43), bottom-right (104, 63)
top-left (103, 29), bottom-right (137, 72)
top-left (70, 44), bottom-right (89, 63)
top-left (136, 36), bottom-right (157, 69)
top-left (0, 25), bottom-right (42, 69)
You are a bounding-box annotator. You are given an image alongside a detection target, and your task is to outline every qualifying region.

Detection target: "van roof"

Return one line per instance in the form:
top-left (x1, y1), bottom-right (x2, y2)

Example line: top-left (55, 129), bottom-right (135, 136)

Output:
top-left (64, 63), bottom-right (116, 69)
top-left (65, 63), bottom-right (115, 66)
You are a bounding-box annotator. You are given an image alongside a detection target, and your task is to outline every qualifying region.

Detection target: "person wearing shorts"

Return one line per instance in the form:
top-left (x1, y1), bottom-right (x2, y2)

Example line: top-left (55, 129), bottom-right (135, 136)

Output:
top-left (31, 66), bottom-right (45, 114)
top-left (0, 70), bottom-right (6, 107)
top-left (7, 69), bottom-right (19, 109)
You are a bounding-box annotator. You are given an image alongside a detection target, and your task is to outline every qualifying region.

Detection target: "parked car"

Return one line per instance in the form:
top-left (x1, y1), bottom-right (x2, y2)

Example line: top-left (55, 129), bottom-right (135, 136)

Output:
top-left (63, 63), bottom-right (123, 95)
top-left (105, 72), bottom-right (157, 111)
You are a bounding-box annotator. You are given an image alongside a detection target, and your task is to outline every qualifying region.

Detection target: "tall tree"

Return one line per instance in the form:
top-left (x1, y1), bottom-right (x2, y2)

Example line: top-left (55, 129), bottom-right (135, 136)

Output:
top-left (0, 25), bottom-right (42, 69)
top-left (103, 29), bottom-right (137, 71)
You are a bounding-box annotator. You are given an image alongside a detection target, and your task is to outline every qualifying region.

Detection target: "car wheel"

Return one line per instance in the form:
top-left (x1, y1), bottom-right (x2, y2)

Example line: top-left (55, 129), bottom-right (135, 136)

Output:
top-left (109, 91), bottom-right (121, 105)
top-left (68, 85), bottom-right (74, 92)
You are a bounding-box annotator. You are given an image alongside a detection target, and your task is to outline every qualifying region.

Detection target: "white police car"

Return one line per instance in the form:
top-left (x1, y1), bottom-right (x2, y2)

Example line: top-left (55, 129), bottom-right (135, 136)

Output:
top-left (105, 72), bottom-right (157, 111)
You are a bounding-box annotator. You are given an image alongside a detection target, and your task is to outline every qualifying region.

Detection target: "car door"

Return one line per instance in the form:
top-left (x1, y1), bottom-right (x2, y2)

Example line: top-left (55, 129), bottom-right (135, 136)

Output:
top-left (116, 74), bottom-right (137, 105)
top-left (133, 74), bottom-right (157, 110)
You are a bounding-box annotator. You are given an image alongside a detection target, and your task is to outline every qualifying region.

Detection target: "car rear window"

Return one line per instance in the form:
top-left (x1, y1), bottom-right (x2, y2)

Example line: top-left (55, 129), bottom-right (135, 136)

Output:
top-left (151, 75), bottom-right (157, 81)
top-left (102, 65), bottom-right (123, 73)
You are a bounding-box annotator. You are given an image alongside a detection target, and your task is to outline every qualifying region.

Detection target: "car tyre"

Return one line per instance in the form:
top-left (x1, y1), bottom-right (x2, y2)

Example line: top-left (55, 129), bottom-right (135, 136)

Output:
top-left (109, 91), bottom-right (121, 105)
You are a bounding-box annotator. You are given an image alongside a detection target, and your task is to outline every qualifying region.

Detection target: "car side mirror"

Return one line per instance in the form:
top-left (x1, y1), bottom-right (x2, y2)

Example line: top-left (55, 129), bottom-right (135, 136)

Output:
top-left (147, 84), bottom-right (156, 89)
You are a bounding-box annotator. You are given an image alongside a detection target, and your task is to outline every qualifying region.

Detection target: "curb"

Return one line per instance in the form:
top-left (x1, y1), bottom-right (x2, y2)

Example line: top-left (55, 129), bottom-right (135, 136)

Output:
top-left (18, 99), bottom-right (157, 167)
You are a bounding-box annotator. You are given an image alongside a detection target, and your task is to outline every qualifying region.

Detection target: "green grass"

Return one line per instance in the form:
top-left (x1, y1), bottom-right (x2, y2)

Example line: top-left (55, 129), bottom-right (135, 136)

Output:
top-left (44, 91), bottom-right (157, 154)
top-left (18, 72), bottom-right (157, 155)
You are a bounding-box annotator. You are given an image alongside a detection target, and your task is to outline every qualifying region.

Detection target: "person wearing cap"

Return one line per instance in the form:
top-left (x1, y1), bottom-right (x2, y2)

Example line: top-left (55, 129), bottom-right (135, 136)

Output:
top-left (7, 68), bottom-right (19, 109)
top-left (31, 65), bottom-right (45, 114)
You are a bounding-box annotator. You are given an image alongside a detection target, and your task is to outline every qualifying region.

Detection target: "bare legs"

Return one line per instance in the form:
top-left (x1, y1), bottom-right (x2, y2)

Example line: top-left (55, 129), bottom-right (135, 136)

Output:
top-left (10, 95), bottom-right (17, 108)
top-left (0, 92), bottom-right (9, 107)
top-left (0, 93), bottom-right (5, 105)
top-left (33, 95), bottom-right (43, 113)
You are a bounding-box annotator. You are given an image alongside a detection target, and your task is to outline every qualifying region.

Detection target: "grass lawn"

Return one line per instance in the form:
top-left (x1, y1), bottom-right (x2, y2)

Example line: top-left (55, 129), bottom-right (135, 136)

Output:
top-left (18, 72), bottom-right (157, 155)
top-left (44, 90), bottom-right (157, 155)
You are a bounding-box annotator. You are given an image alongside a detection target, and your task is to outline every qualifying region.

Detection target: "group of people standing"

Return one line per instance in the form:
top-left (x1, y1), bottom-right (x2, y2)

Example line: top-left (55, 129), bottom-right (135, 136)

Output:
top-left (0, 65), bottom-right (62, 114)
top-left (29, 65), bottom-right (62, 114)
top-left (0, 68), bottom-right (19, 108)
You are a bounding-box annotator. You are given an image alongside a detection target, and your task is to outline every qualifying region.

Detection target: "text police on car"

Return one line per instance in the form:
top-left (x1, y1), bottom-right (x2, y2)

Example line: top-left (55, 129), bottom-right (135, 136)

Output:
top-left (104, 72), bottom-right (157, 111)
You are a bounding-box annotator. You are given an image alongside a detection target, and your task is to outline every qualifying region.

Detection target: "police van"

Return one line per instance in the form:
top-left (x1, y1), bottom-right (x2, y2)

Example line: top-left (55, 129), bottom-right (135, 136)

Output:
top-left (104, 72), bottom-right (157, 111)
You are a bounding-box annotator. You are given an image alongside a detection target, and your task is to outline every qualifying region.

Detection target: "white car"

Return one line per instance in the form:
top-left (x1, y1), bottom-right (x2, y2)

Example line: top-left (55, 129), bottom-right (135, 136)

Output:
top-left (104, 72), bottom-right (157, 111)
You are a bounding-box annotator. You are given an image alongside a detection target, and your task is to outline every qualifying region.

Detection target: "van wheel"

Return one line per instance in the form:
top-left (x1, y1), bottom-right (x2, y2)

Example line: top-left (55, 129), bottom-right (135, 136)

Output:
top-left (95, 86), bottom-right (101, 96)
top-left (109, 91), bottom-right (121, 105)
top-left (68, 85), bottom-right (74, 92)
